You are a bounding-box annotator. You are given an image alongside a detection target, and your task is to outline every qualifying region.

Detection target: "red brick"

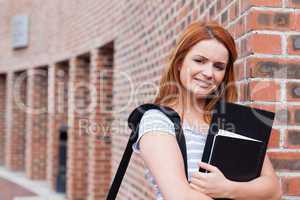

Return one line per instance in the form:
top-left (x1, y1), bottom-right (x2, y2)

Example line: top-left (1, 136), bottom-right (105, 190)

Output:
top-left (241, 0), bottom-right (282, 12)
top-left (248, 80), bottom-right (281, 102)
top-left (287, 0), bottom-right (300, 8)
top-left (268, 128), bottom-right (280, 148)
top-left (284, 129), bottom-right (300, 149)
top-left (246, 57), bottom-right (300, 79)
top-left (192, 9), bottom-right (198, 21)
top-left (293, 12), bottom-right (300, 33)
top-left (247, 10), bottom-right (298, 31)
top-left (287, 35), bottom-right (300, 55)
top-left (233, 62), bottom-right (245, 81)
top-left (288, 105), bottom-right (300, 126)
top-left (281, 177), bottom-right (300, 196)
top-left (248, 34), bottom-right (281, 55)
top-left (286, 82), bottom-right (300, 102)
top-left (229, 1), bottom-right (239, 21)
top-left (235, 16), bottom-right (246, 38)
top-left (216, 0), bottom-right (223, 13)
top-left (268, 152), bottom-right (300, 171)
top-left (178, 5), bottom-right (189, 22)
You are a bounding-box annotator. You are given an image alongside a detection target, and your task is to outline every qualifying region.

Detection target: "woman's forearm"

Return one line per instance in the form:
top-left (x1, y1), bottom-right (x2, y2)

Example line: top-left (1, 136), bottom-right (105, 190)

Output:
top-left (227, 175), bottom-right (282, 200)
top-left (184, 185), bottom-right (213, 200)
top-left (186, 190), bottom-right (213, 200)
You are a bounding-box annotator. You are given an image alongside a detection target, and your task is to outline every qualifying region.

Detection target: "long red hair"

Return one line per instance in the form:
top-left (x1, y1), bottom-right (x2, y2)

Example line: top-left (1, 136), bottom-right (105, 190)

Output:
top-left (154, 21), bottom-right (238, 124)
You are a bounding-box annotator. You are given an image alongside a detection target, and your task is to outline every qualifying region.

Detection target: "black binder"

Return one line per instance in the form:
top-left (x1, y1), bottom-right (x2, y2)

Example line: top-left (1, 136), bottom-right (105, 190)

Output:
top-left (199, 99), bottom-right (275, 183)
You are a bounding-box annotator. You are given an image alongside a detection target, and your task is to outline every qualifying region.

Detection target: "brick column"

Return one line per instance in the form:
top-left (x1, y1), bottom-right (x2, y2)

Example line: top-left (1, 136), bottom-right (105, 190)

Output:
top-left (87, 46), bottom-right (113, 200)
top-left (196, 1), bottom-right (300, 197)
top-left (5, 71), bottom-right (27, 171)
top-left (25, 68), bottom-right (48, 179)
top-left (4, 72), bottom-right (13, 169)
top-left (67, 56), bottom-right (90, 200)
top-left (0, 74), bottom-right (6, 165)
top-left (47, 62), bottom-right (69, 190)
top-left (235, 1), bottom-right (300, 197)
top-left (47, 64), bottom-right (56, 187)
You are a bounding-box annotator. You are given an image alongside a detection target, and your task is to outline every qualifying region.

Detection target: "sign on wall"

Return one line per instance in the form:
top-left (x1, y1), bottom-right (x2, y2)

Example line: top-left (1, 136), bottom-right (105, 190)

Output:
top-left (11, 15), bottom-right (29, 49)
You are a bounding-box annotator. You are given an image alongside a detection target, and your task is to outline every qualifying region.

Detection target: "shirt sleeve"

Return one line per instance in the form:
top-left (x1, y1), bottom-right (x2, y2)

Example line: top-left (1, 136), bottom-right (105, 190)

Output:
top-left (132, 109), bottom-right (176, 154)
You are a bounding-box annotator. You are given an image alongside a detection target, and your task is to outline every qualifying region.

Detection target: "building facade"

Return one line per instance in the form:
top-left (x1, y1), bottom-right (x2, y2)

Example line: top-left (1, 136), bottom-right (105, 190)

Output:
top-left (0, 0), bottom-right (299, 199)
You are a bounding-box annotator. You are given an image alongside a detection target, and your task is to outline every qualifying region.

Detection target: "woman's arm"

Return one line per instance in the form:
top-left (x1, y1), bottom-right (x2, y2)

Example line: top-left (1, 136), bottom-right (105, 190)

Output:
top-left (227, 154), bottom-right (282, 200)
top-left (139, 132), bottom-right (213, 200)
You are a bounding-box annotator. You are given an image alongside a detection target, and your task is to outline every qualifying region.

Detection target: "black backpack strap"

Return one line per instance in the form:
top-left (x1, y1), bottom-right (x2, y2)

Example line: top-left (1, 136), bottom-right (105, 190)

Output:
top-left (106, 103), bottom-right (188, 200)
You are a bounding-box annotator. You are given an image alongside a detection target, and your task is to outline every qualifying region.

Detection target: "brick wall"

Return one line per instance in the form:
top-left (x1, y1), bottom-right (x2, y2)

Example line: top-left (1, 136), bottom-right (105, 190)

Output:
top-left (25, 67), bottom-right (48, 179)
top-left (0, 74), bottom-right (6, 165)
top-left (47, 61), bottom-right (70, 190)
top-left (5, 71), bottom-right (27, 171)
top-left (67, 56), bottom-right (90, 199)
top-left (0, 0), bottom-right (299, 199)
top-left (236, 1), bottom-right (300, 197)
top-left (87, 45), bottom-right (113, 200)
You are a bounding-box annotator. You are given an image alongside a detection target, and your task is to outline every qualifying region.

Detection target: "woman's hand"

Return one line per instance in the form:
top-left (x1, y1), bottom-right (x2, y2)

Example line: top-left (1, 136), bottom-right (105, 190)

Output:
top-left (189, 161), bottom-right (234, 199)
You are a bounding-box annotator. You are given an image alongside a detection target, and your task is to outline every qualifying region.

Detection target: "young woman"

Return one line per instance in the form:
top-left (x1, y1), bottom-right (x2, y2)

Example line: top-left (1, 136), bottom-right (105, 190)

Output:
top-left (132, 21), bottom-right (282, 200)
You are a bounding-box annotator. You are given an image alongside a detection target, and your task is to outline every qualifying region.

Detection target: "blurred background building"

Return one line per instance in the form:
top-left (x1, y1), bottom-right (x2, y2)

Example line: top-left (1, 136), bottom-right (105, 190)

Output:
top-left (0, 0), bottom-right (299, 199)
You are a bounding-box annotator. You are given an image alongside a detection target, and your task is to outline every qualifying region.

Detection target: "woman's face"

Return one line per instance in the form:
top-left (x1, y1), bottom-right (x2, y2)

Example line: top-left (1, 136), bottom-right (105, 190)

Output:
top-left (179, 39), bottom-right (229, 99)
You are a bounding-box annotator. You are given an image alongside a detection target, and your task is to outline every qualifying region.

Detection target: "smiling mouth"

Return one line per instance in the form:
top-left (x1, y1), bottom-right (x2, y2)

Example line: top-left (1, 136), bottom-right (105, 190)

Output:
top-left (194, 78), bottom-right (212, 88)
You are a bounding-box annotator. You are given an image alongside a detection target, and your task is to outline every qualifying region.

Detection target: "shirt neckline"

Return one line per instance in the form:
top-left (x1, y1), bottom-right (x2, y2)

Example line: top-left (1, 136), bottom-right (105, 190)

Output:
top-left (182, 120), bottom-right (209, 136)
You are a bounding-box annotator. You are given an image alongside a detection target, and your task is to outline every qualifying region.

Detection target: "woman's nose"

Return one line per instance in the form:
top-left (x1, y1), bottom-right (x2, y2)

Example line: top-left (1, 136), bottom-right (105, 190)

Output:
top-left (201, 64), bottom-right (213, 80)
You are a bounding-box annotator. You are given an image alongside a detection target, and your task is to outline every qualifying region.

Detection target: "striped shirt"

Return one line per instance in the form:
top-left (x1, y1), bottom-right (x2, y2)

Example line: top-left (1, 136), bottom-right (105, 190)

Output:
top-left (132, 109), bottom-right (208, 200)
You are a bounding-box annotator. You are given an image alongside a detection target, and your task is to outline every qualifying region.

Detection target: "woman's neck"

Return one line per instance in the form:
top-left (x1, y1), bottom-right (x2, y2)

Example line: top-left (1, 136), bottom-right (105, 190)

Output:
top-left (173, 92), bottom-right (208, 124)
top-left (185, 95), bottom-right (205, 113)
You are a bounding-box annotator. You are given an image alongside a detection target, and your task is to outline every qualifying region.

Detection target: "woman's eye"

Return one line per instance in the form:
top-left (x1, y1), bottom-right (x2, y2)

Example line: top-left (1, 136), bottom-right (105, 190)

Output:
top-left (194, 59), bottom-right (205, 63)
top-left (215, 65), bottom-right (225, 70)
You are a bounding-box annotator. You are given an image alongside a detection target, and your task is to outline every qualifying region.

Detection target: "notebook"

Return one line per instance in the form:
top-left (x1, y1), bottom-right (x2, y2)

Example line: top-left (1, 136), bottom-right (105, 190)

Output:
top-left (199, 99), bottom-right (275, 183)
top-left (207, 129), bottom-right (265, 182)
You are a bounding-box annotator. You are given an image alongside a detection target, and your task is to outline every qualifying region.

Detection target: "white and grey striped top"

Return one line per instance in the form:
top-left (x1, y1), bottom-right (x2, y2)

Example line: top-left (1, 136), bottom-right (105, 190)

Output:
top-left (132, 109), bottom-right (208, 200)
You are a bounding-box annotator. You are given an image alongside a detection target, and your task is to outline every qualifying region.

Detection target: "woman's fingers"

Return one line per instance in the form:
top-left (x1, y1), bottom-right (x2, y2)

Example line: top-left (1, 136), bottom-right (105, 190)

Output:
top-left (191, 171), bottom-right (206, 180)
top-left (190, 176), bottom-right (206, 188)
top-left (190, 182), bottom-right (205, 193)
top-left (198, 161), bottom-right (220, 173)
